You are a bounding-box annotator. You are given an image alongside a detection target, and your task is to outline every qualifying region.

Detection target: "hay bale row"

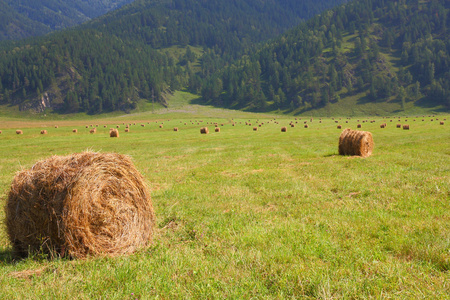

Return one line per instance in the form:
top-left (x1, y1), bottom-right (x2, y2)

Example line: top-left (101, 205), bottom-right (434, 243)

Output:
top-left (338, 128), bottom-right (374, 157)
top-left (5, 151), bottom-right (155, 259)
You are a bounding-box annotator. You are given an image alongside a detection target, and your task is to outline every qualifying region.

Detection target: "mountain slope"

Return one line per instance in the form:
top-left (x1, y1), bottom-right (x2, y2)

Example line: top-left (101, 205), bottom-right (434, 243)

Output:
top-left (0, 0), bottom-right (346, 114)
top-left (0, 0), bottom-right (135, 40)
top-left (202, 0), bottom-right (449, 114)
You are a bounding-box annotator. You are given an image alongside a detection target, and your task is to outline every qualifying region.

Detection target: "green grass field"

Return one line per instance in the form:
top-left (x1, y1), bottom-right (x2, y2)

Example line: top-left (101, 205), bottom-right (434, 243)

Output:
top-left (0, 107), bottom-right (449, 298)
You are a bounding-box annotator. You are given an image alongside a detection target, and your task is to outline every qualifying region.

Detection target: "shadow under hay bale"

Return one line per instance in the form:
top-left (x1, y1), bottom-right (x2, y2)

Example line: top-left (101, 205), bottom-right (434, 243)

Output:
top-left (338, 128), bottom-right (374, 158)
top-left (110, 129), bottom-right (119, 137)
top-left (5, 152), bottom-right (155, 259)
top-left (200, 127), bottom-right (209, 134)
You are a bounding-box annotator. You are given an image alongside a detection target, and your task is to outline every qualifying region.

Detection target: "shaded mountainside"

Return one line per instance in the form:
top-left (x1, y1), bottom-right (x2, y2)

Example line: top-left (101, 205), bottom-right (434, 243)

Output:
top-left (0, 0), bottom-right (135, 40)
top-left (201, 0), bottom-right (450, 114)
top-left (0, 0), bottom-right (346, 114)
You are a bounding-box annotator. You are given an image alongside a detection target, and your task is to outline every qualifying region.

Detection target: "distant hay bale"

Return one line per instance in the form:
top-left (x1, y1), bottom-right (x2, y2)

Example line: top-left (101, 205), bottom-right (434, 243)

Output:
top-left (281, 127), bottom-right (287, 132)
top-left (125, 128), bottom-right (130, 133)
top-left (380, 124), bottom-right (386, 128)
top-left (5, 151), bottom-right (155, 259)
top-left (291, 124), bottom-right (295, 127)
top-left (0, 130), bottom-right (2, 134)
top-left (16, 130), bottom-right (23, 135)
top-left (109, 129), bottom-right (119, 138)
top-left (357, 124), bottom-right (362, 128)
top-left (85, 125), bottom-right (89, 128)
top-left (440, 121), bottom-right (444, 125)
top-left (215, 127), bottom-right (220, 132)
top-left (396, 124), bottom-right (401, 128)
top-left (304, 124), bottom-right (309, 128)
top-left (337, 125), bottom-right (342, 129)
top-left (338, 129), bottom-right (374, 157)
top-left (141, 124), bottom-right (145, 127)
top-left (89, 128), bottom-right (96, 134)
top-left (116, 125), bottom-right (120, 128)
top-left (200, 127), bottom-right (209, 134)
top-left (72, 129), bottom-right (78, 133)
top-left (173, 127), bottom-right (179, 131)
top-left (40, 130), bottom-right (48, 135)
top-left (104, 125), bottom-right (107, 128)
top-left (253, 127), bottom-right (258, 131)
top-left (54, 126), bottom-right (58, 129)
top-left (403, 124), bottom-right (410, 130)
top-left (159, 125), bottom-right (163, 128)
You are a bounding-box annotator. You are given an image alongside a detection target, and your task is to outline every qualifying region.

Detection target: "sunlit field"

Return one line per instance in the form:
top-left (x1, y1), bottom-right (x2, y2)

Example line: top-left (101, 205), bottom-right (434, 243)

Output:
top-left (0, 111), bottom-right (449, 298)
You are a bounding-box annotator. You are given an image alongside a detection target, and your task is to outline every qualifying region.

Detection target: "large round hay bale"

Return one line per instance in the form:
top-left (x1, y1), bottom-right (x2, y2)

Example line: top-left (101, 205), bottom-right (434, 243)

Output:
top-left (338, 128), bottom-right (374, 157)
top-left (200, 127), bottom-right (209, 134)
top-left (215, 127), bottom-right (220, 132)
top-left (253, 127), bottom-right (258, 131)
top-left (403, 124), bottom-right (410, 130)
top-left (5, 152), bottom-right (155, 259)
top-left (89, 128), bottom-right (96, 134)
top-left (173, 127), bottom-right (179, 132)
top-left (72, 129), bottom-right (78, 133)
top-left (40, 130), bottom-right (48, 135)
top-left (110, 129), bottom-right (119, 137)
top-left (281, 127), bottom-right (287, 132)
top-left (125, 128), bottom-right (130, 133)
top-left (16, 130), bottom-right (23, 135)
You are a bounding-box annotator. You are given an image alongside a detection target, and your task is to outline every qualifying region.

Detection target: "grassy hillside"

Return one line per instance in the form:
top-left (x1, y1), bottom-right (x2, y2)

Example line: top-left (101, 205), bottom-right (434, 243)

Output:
top-left (0, 107), bottom-right (449, 298)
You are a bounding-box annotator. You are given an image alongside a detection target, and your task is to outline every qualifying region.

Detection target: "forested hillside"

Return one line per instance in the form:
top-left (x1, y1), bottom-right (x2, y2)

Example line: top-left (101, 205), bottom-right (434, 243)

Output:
top-left (0, 0), bottom-right (345, 114)
top-left (0, 0), bottom-right (135, 40)
top-left (201, 0), bottom-right (449, 112)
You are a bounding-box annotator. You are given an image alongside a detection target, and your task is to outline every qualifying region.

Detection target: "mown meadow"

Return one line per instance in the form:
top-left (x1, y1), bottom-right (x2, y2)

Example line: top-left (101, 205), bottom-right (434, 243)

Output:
top-left (0, 109), bottom-right (449, 298)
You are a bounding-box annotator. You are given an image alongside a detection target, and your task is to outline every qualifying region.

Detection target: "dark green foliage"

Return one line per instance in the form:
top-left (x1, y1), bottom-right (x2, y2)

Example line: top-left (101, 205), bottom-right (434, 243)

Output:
top-left (0, 0), bottom-right (346, 113)
top-left (207, 0), bottom-right (450, 111)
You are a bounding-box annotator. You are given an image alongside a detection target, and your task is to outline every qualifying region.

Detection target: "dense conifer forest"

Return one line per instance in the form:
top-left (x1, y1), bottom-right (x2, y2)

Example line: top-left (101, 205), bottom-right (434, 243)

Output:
top-left (0, 0), bottom-right (448, 114)
top-left (201, 0), bottom-right (449, 112)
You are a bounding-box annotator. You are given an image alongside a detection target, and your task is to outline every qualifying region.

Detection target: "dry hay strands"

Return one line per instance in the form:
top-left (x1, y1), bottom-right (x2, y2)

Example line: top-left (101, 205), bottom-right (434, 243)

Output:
top-left (200, 127), bottom-right (209, 134)
top-left (281, 127), bottom-right (287, 132)
top-left (16, 130), bottom-right (23, 135)
top-left (215, 127), bottom-right (220, 132)
top-left (89, 128), bottom-right (97, 134)
top-left (72, 129), bottom-right (78, 133)
top-left (5, 151), bottom-right (155, 259)
top-left (40, 130), bottom-right (48, 135)
top-left (338, 128), bottom-right (374, 158)
top-left (173, 127), bottom-right (179, 132)
top-left (403, 124), bottom-right (410, 130)
top-left (109, 129), bottom-right (119, 137)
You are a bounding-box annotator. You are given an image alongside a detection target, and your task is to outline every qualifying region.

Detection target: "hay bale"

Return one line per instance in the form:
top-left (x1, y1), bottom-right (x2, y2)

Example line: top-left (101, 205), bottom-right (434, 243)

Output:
top-left (116, 125), bottom-right (120, 128)
top-left (5, 152), bottom-right (155, 259)
top-left (90, 128), bottom-right (97, 134)
top-left (338, 129), bottom-right (374, 157)
top-left (125, 128), bottom-right (130, 133)
top-left (380, 124), bottom-right (386, 128)
top-left (173, 127), bottom-right (179, 132)
top-left (54, 126), bottom-right (58, 129)
top-left (72, 129), bottom-right (78, 133)
top-left (357, 124), bottom-right (362, 128)
top-left (0, 130), bottom-right (2, 134)
top-left (253, 127), bottom-right (258, 131)
top-left (200, 127), bottom-right (209, 134)
top-left (110, 129), bottom-right (119, 138)
top-left (396, 124), bottom-right (401, 128)
top-left (337, 125), bottom-right (342, 129)
top-left (281, 127), bottom-right (287, 132)
top-left (440, 121), bottom-right (444, 125)
top-left (16, 130), bottom-right (23, 135)
top-left (403, 124), bottom-right (410, 130)
top-left (304, 124), bottom-right (309, 128)
top-left (159, 125), bottom-right (163, 128)
top-left (215, 127), bottom-right (220, 132)
top-left (40, 130), bottom-right (48, 135)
